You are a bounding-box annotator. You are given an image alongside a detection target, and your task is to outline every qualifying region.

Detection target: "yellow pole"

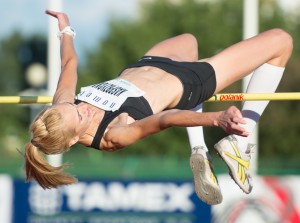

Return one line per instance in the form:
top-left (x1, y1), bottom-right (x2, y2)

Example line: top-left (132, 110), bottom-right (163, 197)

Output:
top-left (1, 93), bottom-right (300, 104)
top-left (206, 92), bottom-right (300, 102)
top-left (0, 96), bottom-right (53, 104)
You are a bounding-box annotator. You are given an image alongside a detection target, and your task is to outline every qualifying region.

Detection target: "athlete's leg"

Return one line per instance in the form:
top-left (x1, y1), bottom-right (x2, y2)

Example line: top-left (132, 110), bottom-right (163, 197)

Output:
top-left (206, 28), bottom-right (292, 93)
top-left (145, 33), bottom-right (199, 62)
top-left (146, 34), bottom-right (224, 204)
top-left (209, 28), bottom-right (292, 143)
top-left (210, 29), bottom-right (293, 193)
top-left (187, 105), bottom-right (207, 149)
top-left (188, 104), bottom-right (223, 205)
top-left (234, 63), bottom-right (285, 148)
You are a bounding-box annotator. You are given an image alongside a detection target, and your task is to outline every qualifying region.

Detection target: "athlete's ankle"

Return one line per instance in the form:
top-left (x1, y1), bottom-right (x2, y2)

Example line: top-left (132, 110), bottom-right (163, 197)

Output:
top-left (191, 146), bottom-right (208, 155)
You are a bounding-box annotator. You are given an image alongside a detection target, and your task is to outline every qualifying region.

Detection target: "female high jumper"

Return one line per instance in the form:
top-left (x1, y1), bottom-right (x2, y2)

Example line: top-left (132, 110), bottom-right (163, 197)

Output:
top-left (24, 9), bottom-right (293, 205)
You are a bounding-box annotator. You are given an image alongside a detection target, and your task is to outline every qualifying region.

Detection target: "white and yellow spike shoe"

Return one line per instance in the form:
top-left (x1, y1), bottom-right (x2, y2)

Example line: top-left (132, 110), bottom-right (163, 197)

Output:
top-left (214, 136), bottom-right (254, 194)
top-left (190, 146), bottom-right (223, 205)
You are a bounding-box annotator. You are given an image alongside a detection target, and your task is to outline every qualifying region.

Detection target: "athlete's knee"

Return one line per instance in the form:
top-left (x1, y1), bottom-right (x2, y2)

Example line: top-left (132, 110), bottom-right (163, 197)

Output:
top-left (179, 33), bottom-right (198, 61)
top-left (181, 33), bottom-right (198, 60)
top-left (181, 33), bottom-right (197, 43)
top-left (270, 29), bottom-right (293, 55)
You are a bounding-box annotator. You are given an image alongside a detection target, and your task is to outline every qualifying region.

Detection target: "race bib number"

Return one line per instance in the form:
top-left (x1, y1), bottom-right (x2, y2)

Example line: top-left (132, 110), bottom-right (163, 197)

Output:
top-left (75, 78), bottom-right (145, 111)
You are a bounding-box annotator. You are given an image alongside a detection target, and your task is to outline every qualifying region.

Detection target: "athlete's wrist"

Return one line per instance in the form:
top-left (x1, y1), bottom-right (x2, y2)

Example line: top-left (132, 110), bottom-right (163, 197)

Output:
top-left (57, 26), bottom-right (76, 40)
top-left (213, 111), bottom-right (223, 127)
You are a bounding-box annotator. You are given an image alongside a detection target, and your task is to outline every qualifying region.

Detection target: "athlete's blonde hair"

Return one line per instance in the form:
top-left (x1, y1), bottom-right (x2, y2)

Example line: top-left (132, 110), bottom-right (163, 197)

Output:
top-left (25, 107), bottom-right (77, 189)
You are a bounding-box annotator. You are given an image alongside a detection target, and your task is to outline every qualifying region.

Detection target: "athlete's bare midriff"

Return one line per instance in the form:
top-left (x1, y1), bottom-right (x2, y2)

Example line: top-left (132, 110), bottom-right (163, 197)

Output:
top-left (119, 66), bottom-right (183, 113)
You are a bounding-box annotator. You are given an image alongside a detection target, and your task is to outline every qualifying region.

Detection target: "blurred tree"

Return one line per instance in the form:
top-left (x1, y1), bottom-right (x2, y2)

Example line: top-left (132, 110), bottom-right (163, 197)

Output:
top-left (1, 0), bottom-right (300, 176)
top-left (0, 33), bottom-right (47, 169)
top-left (0, 33), bottom-right (47, 93)
top-left (0, 32), bottom-right (24, 93)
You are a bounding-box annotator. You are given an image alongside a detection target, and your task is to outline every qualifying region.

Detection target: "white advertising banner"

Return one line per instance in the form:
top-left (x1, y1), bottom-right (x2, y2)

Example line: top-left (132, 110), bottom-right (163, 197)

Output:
top-left (19, 181), bottom-right (210, 223)
top-left (212, 174), bottom-right (300, 223)
top-left (5, 175), bottom-right (300, 223)
top-left (0, 175), bottom-right (13, 223)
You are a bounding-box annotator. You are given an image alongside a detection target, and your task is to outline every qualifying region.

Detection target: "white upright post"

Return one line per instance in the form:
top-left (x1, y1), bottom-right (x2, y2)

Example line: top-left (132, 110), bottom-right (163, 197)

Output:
top-left (243, 0), bottom-right (259, 174)
top-left (47, 0), bottom-right (63, 167)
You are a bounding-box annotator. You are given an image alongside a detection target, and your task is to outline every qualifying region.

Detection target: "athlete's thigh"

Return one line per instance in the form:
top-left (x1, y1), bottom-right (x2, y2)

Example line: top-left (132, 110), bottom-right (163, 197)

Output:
top-left (206, 29), bottom-right (289, 94)
top-left (145, 33), bottom-right (198, 62)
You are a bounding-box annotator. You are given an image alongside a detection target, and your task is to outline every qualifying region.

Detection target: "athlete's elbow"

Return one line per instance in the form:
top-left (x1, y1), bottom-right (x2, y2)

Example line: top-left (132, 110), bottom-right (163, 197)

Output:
top-left (61, 54), bottom-right (78, 69)
top-left (159, 109), bottom-right (180, 129)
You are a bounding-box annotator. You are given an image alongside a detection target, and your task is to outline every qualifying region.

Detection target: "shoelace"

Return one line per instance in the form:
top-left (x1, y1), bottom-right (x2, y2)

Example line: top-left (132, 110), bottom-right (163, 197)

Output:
top-left (229, 135), bottom-right (255, 161)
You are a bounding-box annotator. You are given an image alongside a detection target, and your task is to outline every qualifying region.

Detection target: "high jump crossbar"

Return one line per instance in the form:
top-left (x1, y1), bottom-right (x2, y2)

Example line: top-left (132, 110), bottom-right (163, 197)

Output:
top-left (206, 92), bottom-right (300, 102)
top-left (0, 92), bottom-right (300, 104)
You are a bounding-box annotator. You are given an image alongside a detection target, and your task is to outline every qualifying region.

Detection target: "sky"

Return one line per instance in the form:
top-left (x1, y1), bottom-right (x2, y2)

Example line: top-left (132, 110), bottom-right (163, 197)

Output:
top-left (0, 0), bottom-right (299, 62)
top-left (0, 0), bottom-right (140, 61)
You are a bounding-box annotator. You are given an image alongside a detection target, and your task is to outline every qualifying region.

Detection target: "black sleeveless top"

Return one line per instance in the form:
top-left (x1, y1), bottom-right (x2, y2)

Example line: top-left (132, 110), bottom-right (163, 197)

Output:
top-left (75, 96), bottom-right (153, 150)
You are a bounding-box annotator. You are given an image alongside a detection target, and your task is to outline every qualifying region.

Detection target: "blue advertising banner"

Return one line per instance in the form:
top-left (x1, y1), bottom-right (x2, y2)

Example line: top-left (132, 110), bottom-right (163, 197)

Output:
top-left (13, 180), bottom-right (211, 223)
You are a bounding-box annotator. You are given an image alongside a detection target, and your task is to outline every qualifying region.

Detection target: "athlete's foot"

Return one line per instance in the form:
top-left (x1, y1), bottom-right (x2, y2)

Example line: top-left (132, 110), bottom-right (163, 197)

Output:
top-left (190, 146), bottom-right (223, 205)
top-left (214, 135), bottom-right (254, 194)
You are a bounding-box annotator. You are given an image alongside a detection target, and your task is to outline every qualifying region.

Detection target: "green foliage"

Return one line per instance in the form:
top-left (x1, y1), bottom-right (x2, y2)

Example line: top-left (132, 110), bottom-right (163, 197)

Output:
top-left (0, 33), bottom-right (47, 176)
top-left (1, 0), bottom-right (300, 176)
top-left (0, 32), bottom-right (25, 93)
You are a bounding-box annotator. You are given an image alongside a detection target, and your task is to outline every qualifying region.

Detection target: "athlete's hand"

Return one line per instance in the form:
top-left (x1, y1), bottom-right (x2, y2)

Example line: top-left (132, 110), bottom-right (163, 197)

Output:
top-left (45, 9), bottom-right (71, 31)
top-left (217, 106), bottom-right (249, 137)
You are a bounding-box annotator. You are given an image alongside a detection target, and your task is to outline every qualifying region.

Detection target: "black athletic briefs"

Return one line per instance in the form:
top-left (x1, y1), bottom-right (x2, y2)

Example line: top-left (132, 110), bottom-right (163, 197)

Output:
top-left (122, 56), bottom-right (216, 109)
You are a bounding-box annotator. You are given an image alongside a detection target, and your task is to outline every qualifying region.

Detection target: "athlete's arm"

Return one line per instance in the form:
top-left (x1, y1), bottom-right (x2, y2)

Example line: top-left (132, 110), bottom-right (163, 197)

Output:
top-left (46, 10), bottom-right (78, 104)
top-left (103, 106), bottom-right (248, 150)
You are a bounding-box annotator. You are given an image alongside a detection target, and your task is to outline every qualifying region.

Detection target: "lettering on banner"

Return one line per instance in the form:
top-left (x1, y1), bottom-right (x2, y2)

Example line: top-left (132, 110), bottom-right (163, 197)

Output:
top-left (29, 183), bottom-right (63, 215)
top-left (220, 94), bottom-right (244, 101)
top-left (64, 182), bottom-right (194, 212)
top-left (29, 182), bottom-right (195, 214)
top-left (0, 176), bottom-right (13, 223)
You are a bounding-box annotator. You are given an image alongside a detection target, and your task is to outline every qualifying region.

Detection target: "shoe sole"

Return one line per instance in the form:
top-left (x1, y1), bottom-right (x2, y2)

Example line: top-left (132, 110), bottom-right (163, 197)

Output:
top-left (215, 148), bottom-right (251, 194)
top-left (190, 154), bottom-right (222, 205)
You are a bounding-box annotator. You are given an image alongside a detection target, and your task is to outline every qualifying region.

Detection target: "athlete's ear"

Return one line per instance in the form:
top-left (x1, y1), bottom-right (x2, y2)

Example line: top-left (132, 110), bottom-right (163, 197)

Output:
top-left (69, 136), bottom-right (79, 147)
